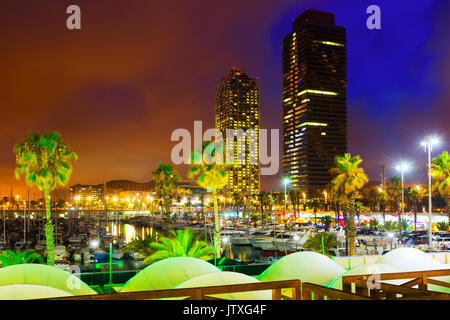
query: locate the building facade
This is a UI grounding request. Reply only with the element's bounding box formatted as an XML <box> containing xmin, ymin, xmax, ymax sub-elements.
<box><xmin>69</xmin><ymin>184</ymin><xmax>104</xmax><ymax>203</ymax></box>
<box><xmin>282</xmin><ymin>9</ymin><xmax>347</xmax><ymax>194</ymax></box>
<box><xmin>215</xmin><ymin>67</ymin><xmax>261</xmax><ymax>195</ymax></box>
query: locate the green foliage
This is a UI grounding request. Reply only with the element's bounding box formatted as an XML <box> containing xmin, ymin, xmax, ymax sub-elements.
<box><xmin>431</xmin><ymin>151</ymin><xmax>450</xmax><ymax>220</ymax></box>
<box><xmin>250</xmin><ymin>214</ymin><xmax>261</xmax><ymax>223</ymax></box>
<box><xmin>330</xmin><ymin>153</ymin><xmax>369</xmax><ymax>203</ymax></box>
<box><xmin>436</xmin><ymin>221</ymin><xmax>450</xmax><ymax>232</ymax></box>
<box><xmin>188</xmin><ymin>141</ymin><xmax>228</xmax><ymax>258</ymax></box>
<box><xmin>152</xmin><ymin>163</ymin><xmax>180</xmax><ymax>223</ymax></box>
<box><xmin>321</xmin><ymin>215</ymin><xmax>333</xmax><ymax>229</ymax></box>
<box><xmin>303</xmin><ymin>232</ymin><xmax>339</xmax><ymax>257</ymax></box>
<box><xmin>14</xmin><ymin>131</ymin><xmax>77</xmax><ymax>191</ymax></box>
<box><xmin>330</xmin><ymin>153</ymin><xmax>368</xmax><ymax>256</ymax></box>
<box><xmin>431</xmin><ymin>151</ymin><xmax>450</xmax><ymax>194</ymax></box>
<box><xmin>400</xmin><ymin>219</ymin><xmax>410</xmax><ymax>232</ymax></box>
<box><xmin>14</xmin><ymin>131</ymin><xmax>77</xmax><ymax>266</ymax></box>
<box><xmin>144</xmin><ymin>228</ymin><xmax>214</xmax><ymax>264</ymax></box>
<box><xmin>355</xmin><ymin>201</ymin><xmax>364</xmax><ymax>213</ymax></box>
<box><xmin>386</xmin><ymin>177</ymin><xmax>402</xmax><ymax>212</ymax></box>
<box><xmin>0</xmin><ymin>250</ymin><xmax>44</xmax><ymax>267</ymax></box>
<box><xmin>188</xmin><ymin>141</ymin><xmax>228</xmax><ymax>191</ymax></box>
<box><xmin>370</xmin><ymin>219</ymin><xmax>380</xmax><ymax>230</ymax></box>
<box><xmin>121</xmin><ymin>232</ymin><xmax>158</xmax><ymax>258</ymax></box>
<box><xmin>382</xmin><ymin>221</ymin><xmax>400</xmax><ymax>232</ymax></box>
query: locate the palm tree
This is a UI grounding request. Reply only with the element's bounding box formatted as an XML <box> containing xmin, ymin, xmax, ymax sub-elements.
<box><xmin>121</xmin><ymin>232</ymin><xmax>158</xmax><ymax>259</ymax></box>
<box><xmin>399</xmin><ymin>219</ymin><xmax>410</xmax><ymax>232</ymax></box>
<box><xmin>0</xmin><ymin>250</ymin><xmax>44</xmax><ymax>267</ymax></box>
<box><xmin>257</xmin><ymin>191</ymin><xmax>272</xmax><ymax>223</ymax></box>
<box><xmin>355</xmin><ymin>201</ymin><xmax>364</xmax><ymax>223</ymax></box>
<box><xmin>377</xmin><ymin>189</ymin><xmax>387</xmax><ymax>223</ymax></box>
<box><xmin>431</xmin><ymin>151</ymin><xmax>450</xmax><ymax>222</ymax></box>
<box><xmin>382</xmin><ymin>221</ymin><xmax>400</xmax><ymax>233</ymax></box>
<box><xmin>303</xmin><ymin>232</ymin><xmax>339</xmax><ymax>257</ymax></box>
<box><xmin>188</xmin><ymin>141</ymin><xmax>228</xmax><ymax>258</ymax></box>
<box><xmin>309</xmin><ymin>198</ymin><xmax>321</xmax><ymax>225</ymax></box>
<box><xmin>321</xmin><ymin>215</ymin><xmax>333</xmax><ymax>230</ymax></box>
<box><xmin>152</xmin><ymin>164</ymin><xmax>180</xmax><ymax>225</ymax></box>
<box><xmin>330</xmin><ymin>153</ymin><xmax>368</xmax><ymax>256</ymax></box>
<box><xmin>145</xmin><ymin>228</ymin><xmax>214</xmax><ymax>264</ymax></box>
<box><xmin>362</xmin><ymin>189</ymin><xmax>378</xmax><ymax>213</ymax></box>
<box><xmin>386</xmin><ymin>177</ymin><xmax>402</xmax><ymax>221</ymax></box>
<box><xmin>14</xmin><ymin>131</ymin><xmax>77</xmax><ymax>266</ymax></box>
<box><xmin>436</xmin><ymin>221</ymin><xmax>449</xmax><ymax>232</ymax></box>
<box><xmin>370</xmin><ymin>219</ymin><xmax>380</xmax><ymax>231</ymax></box>
<box><xmin>175</xmin><ymin>187</ymin><xmax>192</xmax><ymax>219</ymax></box>
<box><xmin>288</xmin><ymin>190</ymin><xmax>300</xmax><ymax>220</ymax></box>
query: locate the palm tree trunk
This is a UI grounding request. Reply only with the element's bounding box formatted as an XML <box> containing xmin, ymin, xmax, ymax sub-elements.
<box><xmin>342</xmin><ymin>204</ymin><xmax>348</xmax><ymax>255</ymax></box>
<box><xmin>164</xmin><ymin>196</ymin><xmax>172</xmax><ymax>227</ymax></box>
<box><xmin>213</xmin><ymin>189</ymin><xmax>221</xmax><ymax>258</ymax></box>
<box><xmin>44</xmin><ymin>189</ymin><xmax>55</xmax><ymax>266</ymax></box>
<box><xmin>414</xmin><ymin>200</ymin><xmax>418</xmax><ymax>231</ymax></box>
<box><xmin>445</xmin><ymin>193</ymin><xmax>450</xmax><ymax>224</ymax></box>
<box><xmin>260</xmin><ymin>202</ymin><xmax>263</xmax><ymax>224</ymax></box>
<box><xmin>347</xmin><ymin>194</ymin><xmax>357</xmax><ymax>256</ymax></box>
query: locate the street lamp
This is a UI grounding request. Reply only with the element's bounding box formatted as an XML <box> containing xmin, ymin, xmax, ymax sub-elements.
<box><xmin>421</xmin><ymin>136</ymin><xmax>439</xmax><ymax>250</ymax></box>
<box><xmin>323</xmin><ymin>190</ymin><xmax>328</xmax><ymax>212</ymax></box>
<box><xmin>395</xmin><ymin>162</ymin><xmax>410</xmax><ymax>223</ymax></box>
<box><xmin>23</xmin><ymin>200</ymin><xmax>26</xmax><ymax>245</ymax></box>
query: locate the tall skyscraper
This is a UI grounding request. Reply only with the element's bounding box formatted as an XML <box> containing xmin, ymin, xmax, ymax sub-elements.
<box><xmin>282</xmin><ymin>9</ymin><xmax>347</xmax><ymax>194</ymax></box>
<box><xmin>215</xmin><ymin>67</ymin><xmax>261</xmax><ymax>195</ymax></box>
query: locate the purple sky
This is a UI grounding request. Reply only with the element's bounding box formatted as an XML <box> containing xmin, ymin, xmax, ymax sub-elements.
<box><xmin>0</xmin><ymin>0</ymin><xmax>448</xmax><ymax>197</ymax></box>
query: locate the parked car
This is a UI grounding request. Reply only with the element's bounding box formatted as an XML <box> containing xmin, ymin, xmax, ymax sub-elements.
<box><xmin>437</xmin><ymin>237</ymin><xmax>450</xmax><ymax>250</ymax></box>
<box><xmin>329</xmin><ymin>247</ymin><xmax>347</xmax><ymax>257</ymax></box>
<box><xmin>414</xmin><ymin>235</ymin><xmax>429</xmax><ymax>245</ymax></box>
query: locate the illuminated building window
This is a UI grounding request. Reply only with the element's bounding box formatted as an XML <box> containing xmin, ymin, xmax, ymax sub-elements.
<box><xmin>314</xmin><ymin>40</ymin><xmax>344</xmax><ymax>47</ymax></box>
<box><xmin>297</xmin><ymin>89</ymin><xmax>338</xmax><ymax>96</ymax></box>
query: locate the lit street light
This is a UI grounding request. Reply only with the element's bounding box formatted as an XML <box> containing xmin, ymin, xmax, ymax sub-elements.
<box><xmin>395</xmin><ymin>162</ymin><xmax>410</xmax><ymax>223</ymax></box>
<box><xmin>421</xmin><ymin>136</ymin><xmax>439</xmax><ymax>250</ymax></box>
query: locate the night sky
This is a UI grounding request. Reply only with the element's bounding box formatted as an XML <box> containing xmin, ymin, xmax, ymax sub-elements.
<box><xmin>0</xmin><ymin>0</ymin><xmax>448</xmax><ymax>197</ymax></box>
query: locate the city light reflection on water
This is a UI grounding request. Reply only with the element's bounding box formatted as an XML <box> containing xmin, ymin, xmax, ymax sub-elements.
<box><xmin>104</xmin><ymin>223</ymin><xmax>262</xmax><ymax>264</ymax></box>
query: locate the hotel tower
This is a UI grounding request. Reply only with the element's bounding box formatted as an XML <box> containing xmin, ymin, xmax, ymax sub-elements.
<box><xmin>215</xmin><ymin>67</ymin><xmax>261</xmax><ymax>195</ymax></box>
<box><xmin>282</xmin><ymin>9</ymin><xmax>347</xmax><ymax>193</ymax></box>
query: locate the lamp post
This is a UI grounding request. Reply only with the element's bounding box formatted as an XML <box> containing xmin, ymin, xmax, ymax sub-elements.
<box><xmin>421</xmin><ymin>136</ymin><xmax>439</xmax><ymax>251</ymax></box>
<box><xmin>395</xmin><ymin>162</ymin><xmax>410</xmax><ymax>224</ymax></box>
<box><xmin>23</xmin><ymin>200</ymin><xmax>26</xmax><ymax>246</ymax></box>
<box><xmin>323</xmin><ymin>190</ymin><xmax>328</xmax><ymax>212</ymax></box>
<box><xmin>3</xmin><ymin>202</ymin><xmax>6</xmax><ymax>246</ymax></box>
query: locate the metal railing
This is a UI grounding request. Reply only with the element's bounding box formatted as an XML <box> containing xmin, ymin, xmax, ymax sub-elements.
<box><xmin>342</xmin><ymin>268</ymin><xmax>450</xmax><ymax>300</ymax></box>
<box><xmin>46</xmin><ymin>279</ymin><xmax>302</xmax><ymax>300</ymax></box>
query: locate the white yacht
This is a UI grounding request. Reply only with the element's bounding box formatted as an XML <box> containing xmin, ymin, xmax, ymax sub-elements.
<box><xmin>54</xmin><ymin>245</ymin><xmax>69</xmax><ymax>261</ymax></box>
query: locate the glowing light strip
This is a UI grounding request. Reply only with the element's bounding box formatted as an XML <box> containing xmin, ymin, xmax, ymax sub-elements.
<box><xmin>299</xmin><ymin>122</ymin><xmax>328</xmax><ymax>127</ymax></box>
<box><xmin>315</xmin><ymin>40</ymin><xmax>344</xmax><ymax>47</ymax></box>
<box><xmin>297</xmin><ymin>89</ymin><xmax>337</xmax><ymax>96</ymax></box>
